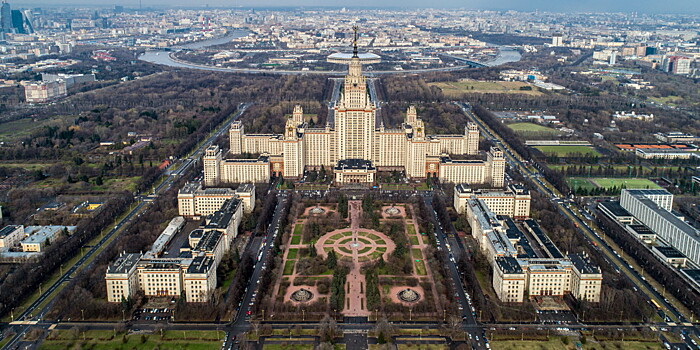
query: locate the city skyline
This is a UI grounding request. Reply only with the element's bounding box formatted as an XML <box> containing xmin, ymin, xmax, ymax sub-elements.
<box><xmin>11</xmin><ymin>0</ymin><xmax>700</xmax><ymax>14</ymax></box>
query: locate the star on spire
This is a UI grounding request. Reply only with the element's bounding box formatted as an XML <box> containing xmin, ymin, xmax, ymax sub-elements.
<box><xmin>352</xmin><ymin>25</ymin><xmax>359</xmax><ymax>58</ymax></box>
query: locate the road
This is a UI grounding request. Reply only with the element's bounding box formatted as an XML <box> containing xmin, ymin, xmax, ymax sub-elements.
<box><xmin>421</xmin><ymin>194</ymin><xmax>488</xmax><ymax>349</ymax></box>
<box><xmin>223</xmin><ymin>191</ymin><xmax>290</xmax><ymax>349</ymax></box>
<box><xmin>454</xmin><ymin>101</ymin><xmax>689</xmax><ymax>327</ymax></box>
<box><xmin>1</xmin><ymin>103</ymin><xmax>252</xmax><ymax>350</ymax></box>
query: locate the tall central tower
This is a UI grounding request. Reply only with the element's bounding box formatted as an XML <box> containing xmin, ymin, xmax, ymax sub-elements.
<box><xmin>334</xmin><ymin>26</ymin><xmax>376</xmax><ymax>161</ymax></box>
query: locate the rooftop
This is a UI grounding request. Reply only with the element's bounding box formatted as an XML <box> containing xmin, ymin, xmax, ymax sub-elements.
<box><xmin>107</xmin><ymin>253</ymin><xmax>142</xmax><ymax>274</ymax></box>
<box><xmin>0</xmin><ymin>225</ymin><xmax>22</xmax><ymax>238</ymax></box>
<box><xmin>655</xmin><ymin>246</ymin><xmax>686</xmax><ymax>259</ymax></box>
<box><xmin>627</xmin><ymin>224</ymin><xmax>655</xmax><ymax>235</ymax></box>
<box><xmin>334</xmin><ymin>158</ymin><xmax>376</xmax><ymax>171</ymax></box>
<box><xmin>194</xmin><ymin>230</ymin><xmax>223</xmax><ymax>252</ymax></box>
<box><xmin>568</xmin><ymin>253</ymin><xmax>601</xmax><ymax>275</ymax></box>
<box><xmin>496</xmin><ymin>256</ymin><xmax>523</xmax><ymax>274</ymax></box>
<box><xmin>599</xmin><ymin>201</ymin><xmax>632</xmax><ymax>217</ymax></box>
<box><xmin>186</xmin><ymin>255</ymin><xmax>214</xmax><ymax>274</ymax></box>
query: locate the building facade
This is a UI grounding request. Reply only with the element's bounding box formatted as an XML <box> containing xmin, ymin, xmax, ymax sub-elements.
<box><xmin>22</xmin><ymin>79</ymin><xmax>67</xmax><ymax>103</ymax></box>
<box><xmin>178</xmin><ymin>182</ymin><xmax>255</xmax><ymax>217</ymax></box>
<box><xmin>453</xmin><ymin>183</ymin><xmax>531</xmax><ymax>219</ymax></box>
<box><xmin>620</xmin><ymin>189</ymin><xmax>700</xmax><ymax>265</ymax></box>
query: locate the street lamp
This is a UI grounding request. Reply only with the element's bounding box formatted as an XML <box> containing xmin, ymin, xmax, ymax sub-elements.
<box><xmin>81</xmin><ymin>309</ymin><xmax>85</xmax><ymax>321</ymax></box>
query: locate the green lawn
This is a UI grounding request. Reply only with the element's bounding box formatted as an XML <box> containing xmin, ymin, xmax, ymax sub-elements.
<box><xmin>534</xmin><ymin>145</ymin><xmax>600</xmax><ymax>157</ymax></box>
<box><xmin>568</xmin><ymin>177</ymin><xmax>661</xmax><ymax>192</ymax></box>
<box><xmin>406</xmin><ymin>225</ymin><xmax>417</xmax><ymax>235</ymax></box>
<box><xmin>283</xmin><ymin>260</ymin><xmax>295</xmax><ymax>275</ymax></box>
<box><xmin>490</xmin><ymin>339</ymin><xmax>661</xmax><ymax>350</ymax></box>
<box><xmin>591</xmin><ymin>178</ymin><xmax>661</xmax><ymax>190</ymax></box>
<box><xmin>287</xmin><ymin>248</ymin><xmax>298</xmax><ymax>259</ymax></box>
<box><xmin>40</xmin><ymin>330</ymin><xmax>224</xmax><ymax>350</ymax></box>
<box><xmin>0</xmin><ymin>115</ymin><xmax>73</xmax><ymax>142</ymax></box>
<box><xmin>263</xmin><ymin>344</ymin><xmax>314</xmax><ymax>350</ymax></box>
<box><xmin>381</xmin><ymin>183</ymin><xmax>413</xmax><ymax>190</ymax></box>
<box><xmin>290</xmin><ymin>236</ymin><xmax>301</xmax><ymax>245</ymax></box>
<box><xmin>507</xmin><ymin>122</ymin><xmax>562</xmax><ymax>135</ymax></box>
<box><xmin>293</xmin><ymin>224</ymin><xmax>303</xmax><ymax>236</ymax></box>
<box><xmin>409</xmin><ymin>235</ymin><xmax>420</xmax><ymax>246</ymax></box>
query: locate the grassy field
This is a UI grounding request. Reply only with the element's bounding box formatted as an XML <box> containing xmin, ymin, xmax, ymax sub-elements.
<box><xmin>534</xmin><ymin>145</ymin><xmax>601</xmax><ymax>157</ymax></box>
<box><xmin>381</xmin><ymin>183</ymin><xmax>413</xmax><ymax>190</ymax></box>
<box><xmin>429</xmin><ymin>80</ymin><xmax>542</xmax><ymax>97</ymax></box>
<box><xmin>290</xmin><ymin>235</ymin><xmax>301</xmax><ymax>245</ymax></box>
<box><xmin>287</xmin><ymin>248</ymin><xmax>298</xmax><ymax>259</ymax></box>
<box><xmin>283</xmin><ymin>260</ymin><xmax>295</xmax><ymax>275</ymax></box>
<box><xmin>567</xmin><ymin>177</ymin><xmax>661</xmax><ymax>191</ymax></box>
<box><xmin>491</xmin><ymin>339</ymin><xmax>661</xmax><ymax>350</ymax></box>
<box><xmin>507</xmin><ymin>122</ymin><xmax>562</xmax><ymax>136</ymax></box>
<box><xmin>293</xmin><ymin>224</ymin><xmax>303</xmax><ymax>235</ymax></box>
<box><xmin>0</xmin><ymin>115</ymin><xmax>73</xmax><ymax>142</ymax></box>
<box><xmin>592</xmin><ymin>178</ymin><xmax>660</xmax><ymax>189</ymax></box>
<box><xmin>40</xmin><ymin>330</ymin><xmax>224</xmax><ymax>350</ymax></box>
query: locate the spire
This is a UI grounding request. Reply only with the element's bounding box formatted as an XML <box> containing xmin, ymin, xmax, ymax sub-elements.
<box><xmin>352</xmin><ymin>25</ymin><xmax>358</xmax><ymax>58</ymax></box>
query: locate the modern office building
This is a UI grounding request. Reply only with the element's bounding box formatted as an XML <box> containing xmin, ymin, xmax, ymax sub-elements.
<box><xmin>454</xmin><ymin>183</ymin><xmax>531</xmax><ymax>219</ymax></box>
<box><xmin>620</xmin><ymin>189</ymin><xmax>700</xmax><ymax>265</ymax></box>
<box><xmin>204</xmin><ymin>30</ymin><xmax>504</xmax><ymax>187</ymax></box>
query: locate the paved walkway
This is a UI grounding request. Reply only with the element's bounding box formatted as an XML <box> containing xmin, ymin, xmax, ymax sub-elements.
<box><xmin>345</xmin><ymin>200</ymin><xmax>370</xmax><ymax>317</ymax></box>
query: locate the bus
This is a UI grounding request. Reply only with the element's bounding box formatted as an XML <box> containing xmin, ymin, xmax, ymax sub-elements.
<box><xmin>651</xmin><ymin>299</ymin><xmax>661</xmax><ymax>310</ymax></box>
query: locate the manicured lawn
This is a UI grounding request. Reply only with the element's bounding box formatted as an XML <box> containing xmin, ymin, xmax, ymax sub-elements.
<box><xmin>567</xmin><ymin>178</ymin><xmax>598</xmax><ymax>192</ymax></box>
<box><xmin>283</xmin><ymin>260</ymin><xmax>295</xmax><ymax>275</ymax></box>
<box><xmin>567</xmin><ymin>177</ymin><xmax>661</xmax><ymax>193</ymax></box>
<box><xmin>40</xmin><ymin>330</ymin><xmax>224</xmax><ymax>350</ymax></box>
<box><xmin>287</xmin><ymin>248</ymin><xmax>298</xmax><ymax>259</ymax></box>
<box><xmin>293</xmin><ymin>224</ymin><xmax>303</xmax><ymax>236</ymax></box>
<box><xmin>377</xmin><ymin>247</ymin><xmax>387</xmax><ymax>252</ymax></box>
<box><xmin>331</xmin><ymin>233</ymin><xmax>344</xmax><ymax>240</ymax></box>
<box><xmin>368</xmin><ymin>233</ymin><xmax>380</xmax><ymax>240</ymax></box>
<box><xmin>381</xmin><ymin>183</ymin><xmax>413</xmax><ymax>190</ymax></box>
<box><xmin>414</xmin><ymin>260</ymin><xmax>427</xmax><ymax>275</ymax></box>
<box><xmin>290</xmin><ymin>236</ymin><xmax>302</xmax><ymax>245</ymax></box>
<box><xmin>533</xmin><ymin>145</ymin><xmax>601</xmax><ymax>157</ymax></box>
<box><xmin>369</xmin><ymin>251</ymin><xmax>384</xmax><ymax>260</ymax></box>
<box><xmin>263</xmin><ymin>344</ymin><xmax>315</xmax><ymax>350</ymax></box>
<box><xmin>490</xmin><ymin>339</ymin><xmax>661</xmax><ymax>350</ymax></box>
<box><xmin>409</xmin><ymin>235</ymin><xmax>420</xmax><ymax>246</ymax></box>
<box><xmin>591</xmin><ymin>178</ymin><xmax>661</xmax><ymax>190</ymax></box>
<box><xmin>339</xmin><ymin>246</ymin><xmax>352</xmax><ymax>254</ymax></box>
<box><xmin>376</xmin><ymin>239</ymin><xmax>386</xmax><ymax>245</ymax></box>
<box><xmin>507</xmin><ymin>122</ymin><xmax>562</xmax><ymax>135</ymax></box>
<box><xmin>406</xmin><ymin>225</ymin><xmax>417</xmax><ymax>235</ymax></box>
<box><xmin>358</xmin><ymin>246</ymin><xmax>372</xmax><ymax>254</ymax></box>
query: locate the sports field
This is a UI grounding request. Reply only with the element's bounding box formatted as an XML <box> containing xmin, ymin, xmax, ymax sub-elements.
<box><xmin>507</xmin><ymin>122</ymin><xmax>562</xmax><ymax>136</ymax></box>
<box><xmin>567</xmin><ymin>177</ymin><xmax>661</xmax><ymax>191</ymax></box>
<box><xmin>428</xmin><ymin>80</ymin><xmax>542</xmax><ymax>97</ymax></box>
<box><xmin>534</xmin><ymin>145</ymin><xmax>600</xmax><ymax>157</ymax></box>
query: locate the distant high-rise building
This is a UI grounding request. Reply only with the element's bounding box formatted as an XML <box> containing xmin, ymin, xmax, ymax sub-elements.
<box><xmin>609</xmin><ymin>51</ymin><xmax>617</xmax><ymax>65</ymax></box>
<box><xmin>663</xmin><ymin>55</ymin><xmax>692</xmax><ymax>75</ymax></box>
<box><xmin>10</xmin><ymin>9</ymin><xmax>23</xmax><ymax>33</ymax></box>
<box><xmin>552</xmin><ymin>33</ymin><xmax>563</xmax><ymax>47</ymax></box>
<box><xmin>0</xmin><ymin>1</ymin><xmax>11</xmax><ymax>33</ymax></box>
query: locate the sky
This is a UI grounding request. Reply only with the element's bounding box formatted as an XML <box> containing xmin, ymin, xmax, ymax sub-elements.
<box><xmin>18</xmin><ymin>0</ymin><xmax>700</xmax><ymax>14</ymax></box>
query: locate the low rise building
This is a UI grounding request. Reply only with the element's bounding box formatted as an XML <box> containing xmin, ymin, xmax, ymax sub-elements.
<box><xmin>0</xmin><ymin>225</ymin><xmax>23</xmax><ymax>249</ymax></box>
<box><xmin>655</xmin><ymin>132</ymin><xmax>700</xmax><ymax>144</ymax></box>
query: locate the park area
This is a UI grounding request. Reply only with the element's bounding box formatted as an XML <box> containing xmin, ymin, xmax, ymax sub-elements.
<box><xmin>265</xmin><ymin>199</ymin><xmax>443</xmax><ymax>321</ymax></box>
<box><xmin>39</xmin><ymin>329</ymin><xmax>224</xmax><ymax>350</ymax></box>
<box><xmin>533</xmin><ymin>145</ymin><xmax>601</xmax><ymax>157</ymax></box>
<box><xmin>428</xmin><ymin>80</ymin><xmax>543</xmax><ymax>97</ymax></box>
<box><xmin>567</xmin><ymin>177</ymin><xmax>661</xmax><ymax>193</ymax></box>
